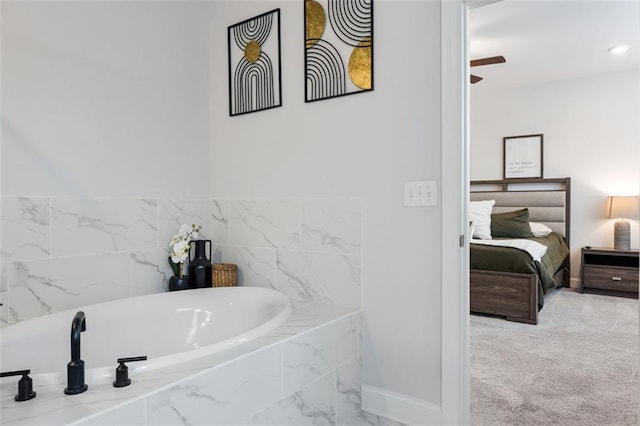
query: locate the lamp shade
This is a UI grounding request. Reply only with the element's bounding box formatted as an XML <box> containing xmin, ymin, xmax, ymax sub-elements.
<box><xmin>607</xmin><ymin>196</ymin><xmax>640</xmax><ymax>220</ymax></box>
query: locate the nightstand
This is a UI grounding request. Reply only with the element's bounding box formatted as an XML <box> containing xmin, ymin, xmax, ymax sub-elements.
<box><xmin>581</xmin><ymin>247</ymin><xmax>639</xmax><ymax>298</ymax></box>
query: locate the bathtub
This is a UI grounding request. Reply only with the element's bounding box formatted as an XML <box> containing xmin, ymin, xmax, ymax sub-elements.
<box><xmin>0</xmin><ymin>286</ymin><xmax>291</xmax><ymax>388</ymax></box>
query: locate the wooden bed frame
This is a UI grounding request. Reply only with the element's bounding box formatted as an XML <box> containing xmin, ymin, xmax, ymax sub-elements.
<box><xmin>470</xmin><ymin>177</ymin><xmax>571</xmax><ymax>325</ymax></box>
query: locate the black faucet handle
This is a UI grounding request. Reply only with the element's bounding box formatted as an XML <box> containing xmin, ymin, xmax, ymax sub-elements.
<box><xmin>117</xmin><ymin>356</ymin><xmax>148</xmax><ymax>364</ymax></box>
<box><xmin>113</xmin><ymin>356</ymin><xmax>148</xmax><ymax>388</ymax></box>
<box><xmin>0</xmin><ymin>369</ymin><xmax>37</xmax><ymax>402</ymax></box>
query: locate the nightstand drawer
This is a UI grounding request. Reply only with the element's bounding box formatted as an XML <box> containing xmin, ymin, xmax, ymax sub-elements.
<box><xmin>583</xmin><ymin>265</ymin><xmax>639</xmax><ymax>292</ymax></box>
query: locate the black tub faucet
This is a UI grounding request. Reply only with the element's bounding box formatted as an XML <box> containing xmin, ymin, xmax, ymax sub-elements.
<box><xmin>64</xmin><ymin>311</ymin><xmax>88</xmax><ymax>395</ymax></box>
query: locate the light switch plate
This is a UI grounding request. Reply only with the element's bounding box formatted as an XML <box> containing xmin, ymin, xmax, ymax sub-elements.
<box><xmin>404</xmin><ymin>181</ymin><xmax>437</xmax><ymax>207</ymax></box>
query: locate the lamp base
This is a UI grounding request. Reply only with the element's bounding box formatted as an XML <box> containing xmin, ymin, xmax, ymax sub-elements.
<box><xmin>614</xmin><ymin>219</ymin><xmax>631</xmax><ymax>250</ymax></box>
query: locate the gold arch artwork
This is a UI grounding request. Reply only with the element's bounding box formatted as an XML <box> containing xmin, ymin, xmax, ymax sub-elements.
<box><xmin>304</xmin><ymin>0</ymin><xmax>374</xmax><ymax>102</ymax></box>
<box><xmin>228</xmin><ymin>9</ymin><xmax>282</xmax><ymax>116</ymax></box>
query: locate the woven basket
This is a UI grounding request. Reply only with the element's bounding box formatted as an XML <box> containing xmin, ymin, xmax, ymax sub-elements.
<box><xmin>212</xmin><ymin>263</ymin><xmax>238</xmax><ymax>287</ymax></box>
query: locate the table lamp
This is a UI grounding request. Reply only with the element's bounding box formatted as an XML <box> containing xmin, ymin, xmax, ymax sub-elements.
<box><xmin>607</xmin><ymin>196</ymin><xmax>640</xmax><ymax>250</ymax></box>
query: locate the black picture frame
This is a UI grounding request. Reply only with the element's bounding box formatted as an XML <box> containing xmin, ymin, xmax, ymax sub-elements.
<box><xmin>228</xmin><ymin>9</ymin><xmax>282</xmax><ymax>117</ymax></box>
<box><xmin>304</xmin><ymin>0</ymin><xmax>374</xmax><ymax>103</ymax></box>
<box><xmin>503</xmin><ymin>134</ymin><xmax>544</xmax><ymax>179</ymax></box>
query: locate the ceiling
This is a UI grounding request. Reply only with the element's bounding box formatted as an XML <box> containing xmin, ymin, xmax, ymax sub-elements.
<box><xmin>469</xmin><ymin>0</ymin><xmax>640</xmax><ymax>90</ymax></box>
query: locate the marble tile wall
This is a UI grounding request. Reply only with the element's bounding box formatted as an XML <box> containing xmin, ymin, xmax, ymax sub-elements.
<box><xmin>77</xmin><ymin>312</ymin><xmax>362</xmax><ymax>426</ymax></box>
<box><xmin>0</xmin><ymin>196</ymin><xmax>362</xmax><ymax>324</ymax></box>
<box><xmin>216</xmin><ymin>198</ymin><xmax>363</xmax><ymax>308</ymax></box>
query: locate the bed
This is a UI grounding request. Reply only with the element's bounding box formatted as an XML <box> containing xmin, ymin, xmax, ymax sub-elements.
<box><xmin>469</xmin><ymin>177</ymin><xmax>571</xmax><ymax>325</ymax></box>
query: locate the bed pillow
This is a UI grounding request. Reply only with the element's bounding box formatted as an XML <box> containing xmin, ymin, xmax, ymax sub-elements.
<box><xmin>490</xmin><ymin>208</ymin><xmax>534</xmax><ymax>238</ymax></box>
<box><xmin>529</xmin><ymin>221</ymin><xmax>553</xmax><ymax>237</ymax></box>
<box><xmin>469</xmin><ymin>199</ymin><xmax>495</xmax><ymax>240</ymax></box>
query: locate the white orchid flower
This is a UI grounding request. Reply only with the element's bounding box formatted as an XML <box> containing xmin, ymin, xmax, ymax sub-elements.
<box><xmin>167</xmin><ymin>223</ymin><xmax>203</xmax><ymax>276</ymax></box>
<box><xmin>171</xmin><ymin>240</ymin><xmax>190</xmax><ymax>262</ymax></box>
<box><xmin>174</xmin><ymin>240</ymin><xmax>189</xmax><ymax>254</ymax></box>
<box><xmin>178</xmin><ymin>224</ymin><xmax>191</xmax><ymax>237</ymax></box>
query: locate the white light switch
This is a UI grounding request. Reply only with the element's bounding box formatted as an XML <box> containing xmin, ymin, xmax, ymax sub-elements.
<box><xmin>404</xmin><ymin>181</ymin><xmax>437</xmax><ymax>207</ymax></box>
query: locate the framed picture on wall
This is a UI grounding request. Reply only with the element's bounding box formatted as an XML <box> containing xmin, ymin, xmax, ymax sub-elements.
<box><xmin>304</xmin><ymin>0</ymin><xmax>374</xmax><ymax>103</ymax></box>
<box><xmin>503</xmin><ymin>134</ymin><xmax>543</xmax><ymax>179</ymax></box>
<box><xmin>228</xmin><ymin>9</ymin><xmax>282</xmax><ymax>117</ymax></box>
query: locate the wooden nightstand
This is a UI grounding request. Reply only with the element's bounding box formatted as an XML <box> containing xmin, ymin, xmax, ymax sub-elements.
<box><xmin>581</xmin><ymin>247</ymin><xmax>639</xmax><ymax>298</ymax></box>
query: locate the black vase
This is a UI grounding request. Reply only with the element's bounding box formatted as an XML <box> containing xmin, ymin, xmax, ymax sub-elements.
<box><xmin>169</xmin><ymin>275</ymin><xmax>190</xmax><ymax>291</ymax></box>
<box><xmin>188</xmin><ymin>240</ymin><xmax>212</xmax><ymax>288</ymax></box>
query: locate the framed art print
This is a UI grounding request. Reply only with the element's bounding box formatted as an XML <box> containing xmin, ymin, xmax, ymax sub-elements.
<box><xmin>503</xmin><ymin>134</ymin><xmax>544</xmax><ymax>179</ymax></box>
<box><xmin>304</xmin><ymin>0</ymin><xmax>374</xmax><ymax>103</ymax></box>
<box><xmin>228</xmin><ymin>9</ymin><xmax>282</xmax><ymax>116</ymax></box>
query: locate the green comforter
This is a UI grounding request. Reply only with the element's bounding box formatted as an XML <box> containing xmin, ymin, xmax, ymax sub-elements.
<box><xmin>470</xmin><ymin>232</ymin><xmax>570</xmax><ymax>309</ymax></box>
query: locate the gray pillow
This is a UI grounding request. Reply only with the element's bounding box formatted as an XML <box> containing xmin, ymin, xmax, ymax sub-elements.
<box><xmin>490</xmin><ymin>208</ymin><xmax>534</xmax><ymax>238</ymax></box>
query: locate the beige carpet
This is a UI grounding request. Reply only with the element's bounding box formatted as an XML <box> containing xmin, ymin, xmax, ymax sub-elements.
<box><xmin>471</xmin><ymin>289</ymin><xmax>639</xmax><ymax>426</ymax></box>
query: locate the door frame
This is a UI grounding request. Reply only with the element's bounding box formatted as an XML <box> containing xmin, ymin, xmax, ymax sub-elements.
<box><xmin>440</xmin><ymin>0</ymin><xmax>472</xmax><ymax>423</ymax></box>
<box><xmin>441</xmin><ymin>1</ymin><xmax>505</xmax><ymax>423</ymax></box>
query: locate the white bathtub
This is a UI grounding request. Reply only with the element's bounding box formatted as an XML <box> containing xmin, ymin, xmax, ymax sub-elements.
<box><xmin>0</xmin><ymin>287</ymin><xmax>291</xmax><ymax>388</ymax></box>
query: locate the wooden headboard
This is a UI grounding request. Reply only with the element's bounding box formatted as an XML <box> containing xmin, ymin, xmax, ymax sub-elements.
<box><xmin>469</xmin><ymin>177</ymin><xmax>571</xmax><ymax>249</ymax></box>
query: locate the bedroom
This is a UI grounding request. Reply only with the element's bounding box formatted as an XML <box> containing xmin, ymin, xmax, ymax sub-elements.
<box><xmin>470</xmin><ymin>3</ymin><xmax>639</xmax><ymax>260</ymax></box>
<box><xmin>468</xmin><ymin>0</ymin><xmax>639</xmax><ymax>424</ymax></box>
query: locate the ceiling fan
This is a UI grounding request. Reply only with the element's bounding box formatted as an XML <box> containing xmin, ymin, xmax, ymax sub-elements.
<box><xmin>470</xmin><ymin>55</ymin><xmax>506</xmax><ymax>84</ymax></box>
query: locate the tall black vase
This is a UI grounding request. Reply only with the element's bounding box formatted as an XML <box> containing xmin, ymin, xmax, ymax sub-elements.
<box><xmin>188</xmin><ymin>240</ymin><xmax>212</xmax><ymax>288</ymax></box>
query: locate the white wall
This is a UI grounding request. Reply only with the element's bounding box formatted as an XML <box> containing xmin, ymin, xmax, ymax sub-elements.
<box><xmin>471</xmin><ymin>69</ymin><xmax>640</xmax><ymax>280</ymax></box>
<box><xmin>1</xmin><ymin>2</ymin><xmax>212</xmax><ymax>321</ymax></box>
<box><xmin>1</xmin><ymin>1</ymin><xmax>210</xmax><ymax>198</ymax></box>
<box><xmin>209</xmin><ymin>0</ymin><xmax>444</xmax><ymax>407</ymax></box>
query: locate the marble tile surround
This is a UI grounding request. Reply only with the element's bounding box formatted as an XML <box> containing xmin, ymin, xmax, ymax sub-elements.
<box><xmin>219</xmin><ymin>198</ymin><xmax>362</xmax><ymax>307</ymax></box>
<box><xmin>1</xmin><ymin>304</ymin><xmax>362</xmax><ymax>426</ymax></box>
<box><xmin>0</xmin><ymin>196</ymin><xmax>362</xmax><ymax>323</ymax></box>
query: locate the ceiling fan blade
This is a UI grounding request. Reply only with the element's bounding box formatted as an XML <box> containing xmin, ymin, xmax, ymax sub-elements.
<box><xmin>470</xmin><ymin>74</ymin><xmax>483</xmax><ymax>84</ymax></box>
<box><xmin>470</xmin><ymin>56</ymin><xmax>506</xmax><ymax>67</ymax></box>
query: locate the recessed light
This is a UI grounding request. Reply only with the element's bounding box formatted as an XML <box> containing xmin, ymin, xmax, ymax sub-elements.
<box><xmin>608</xmin><ymin>45</ymin><xmax>630</xmax><ymax>55</ymax></box>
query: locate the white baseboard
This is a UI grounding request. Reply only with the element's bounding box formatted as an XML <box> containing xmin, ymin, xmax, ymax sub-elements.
<box><xmin>361</xmin><ymin>385</ymin><xmax>442</xmax><ymax>425</ymax></box>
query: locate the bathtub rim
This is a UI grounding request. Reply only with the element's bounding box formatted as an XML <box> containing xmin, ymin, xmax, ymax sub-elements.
<box><xmin>0</xmin><ymin>286</ymin><xmax>292</xmax><ymax>388</ymax></box>
<box><xmin>0</xmin><ymin>301</ymin><xmax>360</xmax><ymax>426</ymax></box>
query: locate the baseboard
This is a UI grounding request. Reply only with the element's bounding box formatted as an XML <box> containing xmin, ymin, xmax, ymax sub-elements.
<box><xmin>361</xmin><ymin>385</ymin><xmax>441</xmax><ymax>425</ymax></box>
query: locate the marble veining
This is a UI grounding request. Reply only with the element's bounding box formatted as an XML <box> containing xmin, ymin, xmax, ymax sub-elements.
<box><xmin>9</xmin><ymin>262</ymin><xmax>67</xmax><ymax>318</ymax></box>
<box><xmin>246</xmin><ymin>373</ymin><xmax>336</xmax><ymax>426</ymax></box>
<box><xmin>149</xmin><ymin>362</ymin><xmax>281</xmax><ymax>425</ymax></box>
<box><xmin>337</xmin><ymin>357</ymin><xmax>365</xmax><ymax>425</ymax></box>
<box><xmin>1</xmin><ymin>197</ymin><xmax>50</xmax><ymax>260</ymax></box>
<box><xmin>282</xmin><ymin>314</ymin><xmax>359</xmax><ymax>395</ymax></box>
<box><xmin>158</xmin><ymin>199</ymin><xmax>220</xmax><ymax>247</ymax></box>
<box><xmin>229</xmin><ymin>200</ymin><xmax>301</xmax><ymax>248</ymax></box>
<box><xmin>275</xmin><ymin>260</ymin><xmax>315</xmax><ymax>300</ymax></box>
<box><xmin>7</xmin><ymin>254</ymin><xmax>130</xmax><ymax>322</ymax></box>
<box><xmin>301</xmin><ymin>198</ymin><xmax>362</xmax><ymax>255</ymax></box>
<box><xmin>343</xmin><ymin>411</ymin><xmax>409</xmax><ymax>426</ymax></box>
<box><xmin>210</xmin><ymin>199</ymin><xmax>231</xmax><ymax>244</ymax></box>
<box><xmin>276</xmin><ymin>249</ymin><xmax>361</xmax><ymax>307</ymax></box>
<box><xmin>3</xmin><ymin>196</ymin><xmax>362</xmax><ymax>324</ymax></box>
<box><xmin>130</xmin><ymin>249</ymin><xmax>173</xmax><ymax>296</ymax></box>
<box><xmin>215</xmin><ymin>244</ymin><xmax>276</xmax><ymax>288</ymax></box>
<box><xmin>51</xmin><ymin>198</ymin><xmax>157</xmax><ymax>256</ymax></box>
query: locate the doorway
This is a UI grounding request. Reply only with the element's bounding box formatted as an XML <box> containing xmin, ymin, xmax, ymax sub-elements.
<box><xmin>452</xmin><ymin>0</ymin><xmax>640</xmax><ymax>423</ymax></box>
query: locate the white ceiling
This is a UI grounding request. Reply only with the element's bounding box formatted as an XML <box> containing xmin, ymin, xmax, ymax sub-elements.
<box><xmin>469</xmin><ymin>0</ymin><xmax>640</xmax><ymax>90</ymax></box>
